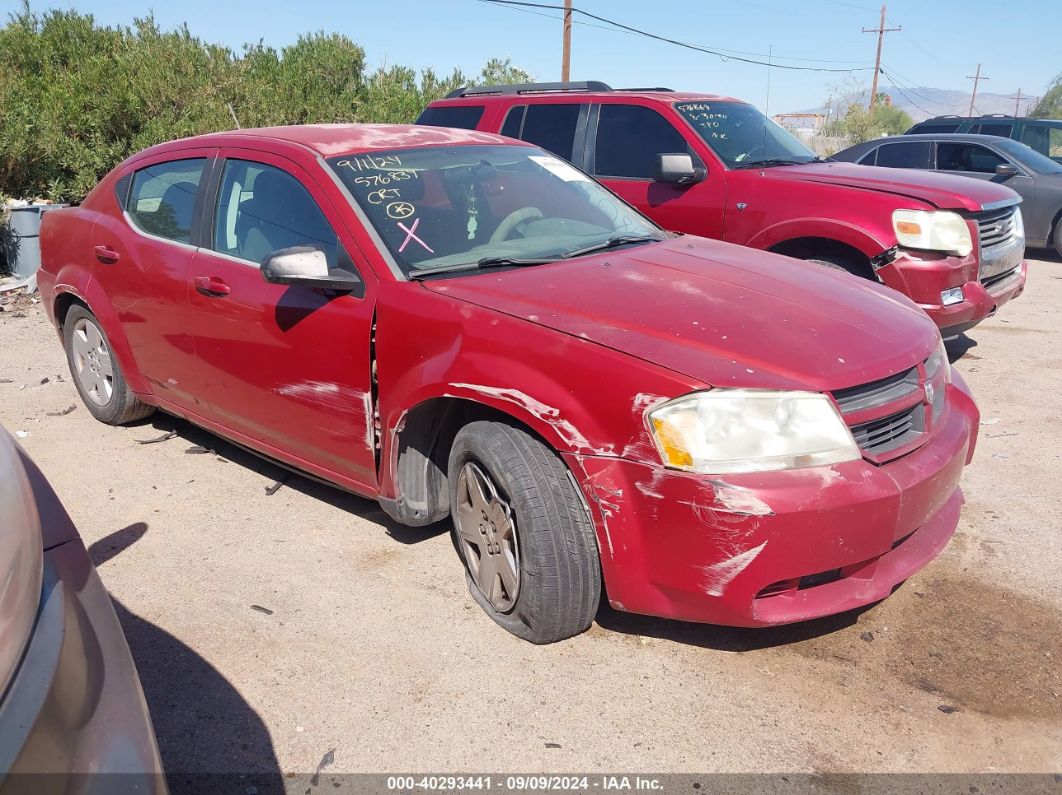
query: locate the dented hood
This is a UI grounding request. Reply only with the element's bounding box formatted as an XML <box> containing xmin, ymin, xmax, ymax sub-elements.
<box><xmin>760</xmin><ymin>161</ymin><xmax>1018</xmax><ymax>212</ymax></box>
<box><xmin>423</xmin><ymin>237</ymin><xmax>939</xmax><ymax>392</ymax></box>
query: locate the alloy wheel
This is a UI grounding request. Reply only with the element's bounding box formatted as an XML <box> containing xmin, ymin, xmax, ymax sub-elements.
<box><xmin>71</xmin><ymin>317</ymin><xmax>114</xmax><ymax>406</ymax></box>
<box><xmin>453</xmin><ymin>461</ymin><xmax>520</xmax><ymax>612</ymax></box>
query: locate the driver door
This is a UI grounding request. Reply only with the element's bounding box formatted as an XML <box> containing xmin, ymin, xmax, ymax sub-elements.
<box><xmin>187</xmin><ymin>151</ymin><xmax>377</xmax><ymax>488</ymax></box>
<box><xmin>586</xmin><ymin>102</ymin><xmax>725</xmax><ymax>239</ymax></box>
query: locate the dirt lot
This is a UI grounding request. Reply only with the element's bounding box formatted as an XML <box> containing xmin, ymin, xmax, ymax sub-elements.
<box><xmin>1</xmin><ymin>255</ymin><xmax>1061</xmax><ymax>781</ymax></box>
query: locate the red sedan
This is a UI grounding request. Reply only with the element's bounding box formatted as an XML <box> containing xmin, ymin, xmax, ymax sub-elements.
<box><xmin>39</xmin><ymin>125</ymin><xmax>979</xmax><ymax>643</ymax></box>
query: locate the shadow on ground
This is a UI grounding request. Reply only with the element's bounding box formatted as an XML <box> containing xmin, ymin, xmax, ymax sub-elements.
<box><xmin>89</xmin><ymin>523</ymin><xmax>285</xmax><ymax>794</ymax></box>
<box><xmin>129</xmin><ymin>412</ymin><xmax>449</xmax><ymax>545</ymax></box>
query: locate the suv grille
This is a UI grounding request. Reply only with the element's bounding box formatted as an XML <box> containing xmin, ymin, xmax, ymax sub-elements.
<box><xmin>975</xmin><ymin>206</ymin><xmax>1018</xmax><ymax>250</ymax></box>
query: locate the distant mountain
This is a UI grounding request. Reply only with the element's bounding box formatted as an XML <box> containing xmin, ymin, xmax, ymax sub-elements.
<box><xmin>795</xmin><ymin>86</ymin><xmax>1033</xmax><ymax>122</ymax></box>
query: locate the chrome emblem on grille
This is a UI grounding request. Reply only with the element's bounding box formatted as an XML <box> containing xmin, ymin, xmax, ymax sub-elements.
<box><xmin>924</xmin><ymin>382</ymin><xmax>935</xmax><ymax>404</ymax></box>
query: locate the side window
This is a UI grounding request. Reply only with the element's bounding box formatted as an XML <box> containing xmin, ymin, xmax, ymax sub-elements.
<box><xmin>937</xmin><ymin>143</ymin><xmax>1006</xmax><ymax>174</ymax></box>
<box><xmin>127</xmin><ymin>159</ymin><xmax>207</xmax><ymax>243</ymax></box>
<box><xmin>971</xmin><ymin>123</ymin><xmax>1013</xmax><ymax>137</ymax></box>
<box><xmin>518</xmin><ymin>104</ymin><xmax>580</xmax><ymax>161</ymax></box>
<box><xmin>414</xmin><ymin>105</ymin><xmax>485</xmax><ymax>130</ymax></box>
<box><xmin>1023</xmin><ymin>124</ymin><xmax>1062</xmax><ymax>159</ymax></box>
<box><xmin>593</xmin><ymin>104</ymin><xmax>693</xmax><ymax>179</ymax></box>
<box><xmin>500</xmin><ymin>105</ymin><xmax>526</xmax><ymax>139</ymax></box>
<box><xmin>874</xmin><ymin>141</ymin><xmax>931</xmax><ymax>169</ymax></box>
<box><xmin>212</xmin><ymin>160</ymin><xmax>340</xmax><ymax>268</ymax></box>
<box><xmin>857</xmin><ymin>149</ymin><xmax>877</xmax><ymax>165</ymax></box>
<box><xmin>912</xmin><ymin>123</ymin><xmax>962</xmax><ymax>134</ymax></box>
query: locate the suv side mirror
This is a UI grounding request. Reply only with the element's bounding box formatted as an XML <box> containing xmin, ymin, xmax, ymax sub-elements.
<box><xmin>995</xmin><ymin>163</ymin><xmax>1019</xmax><ymax>177</ymax></box>
<box><xmin>262</xmin><ymin>246</ymin><xmax>364</xmax><ymax>295</ymax></box>
<box><xmin>654</xmin><ymin>153</ymin><xmax>705</xmax><ymax>185</ymax></box>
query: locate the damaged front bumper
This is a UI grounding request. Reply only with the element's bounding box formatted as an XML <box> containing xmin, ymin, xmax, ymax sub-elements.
<box><xmin>876</xmin><ymin>246</ymin><xmax>1027</xmax><ymax>339</ymax></box>
<box><xmin>565</xmin><ymin>373</ymin><xmax>980</xmax><ymax>628</ymax></box>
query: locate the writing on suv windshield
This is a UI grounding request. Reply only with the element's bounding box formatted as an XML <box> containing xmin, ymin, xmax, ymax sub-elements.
<box><xmin>327</xmin><ymin>145</ymin><xmax>662</xmax><ymax>278</ymax></box>
<box><xmin>675</xmin><ymin>101</ymin><xmax>819</xmax><ymax>169</ymax></box>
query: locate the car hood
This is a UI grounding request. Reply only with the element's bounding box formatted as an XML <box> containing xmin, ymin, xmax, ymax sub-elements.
<box><xmin>760</xmin><ymin>161</ymin><xmax>1018</xmax><ymax>212</ymax></box>
<box><xmin>422</xmin><ymin>237</ymin><xmax>939</xmax><ymax>392</ymax></box>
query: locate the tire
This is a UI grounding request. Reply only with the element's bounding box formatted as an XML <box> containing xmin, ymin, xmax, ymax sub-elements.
<box><xmin>1053</xmin><ymin>219</ymin><xmax>1062</xmax><ymax>260</ymax></box>
<box><xmin>806</xmin><ymin>255</ymin><xmax>853</xmax><ymax>274</ymax></box>
<box><xmin>448</xmin><ymin>420</ymin><xmax>601</xmax><ymax>644</ymax></box>
<box><xmin>63</xmin><ymin>305</ymin><xmax>155</xmax><ymax>425</ymax></box>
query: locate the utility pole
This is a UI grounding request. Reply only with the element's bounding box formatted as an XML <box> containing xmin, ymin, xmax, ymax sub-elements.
<box><xmin>1013</xmin><ymin>88</ymin><xmax>1023</xmax><ymax>117</ymax></box>
<box><xmin>862</xmin><ymin>4</ymin><xmax>901</xmax><ymax>110</ymax></box>
<box><xmin>561</xmin><ymin>0</ymin><xmax>572</xmax><ymax>82</ymax></box>
<box><xmin>966</xmin><ymin>64</ymin><xmax>988</xmax><ymax>116</ymax></box>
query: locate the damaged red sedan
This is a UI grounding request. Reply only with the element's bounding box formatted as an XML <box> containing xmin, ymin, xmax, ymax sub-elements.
<box><xmin>38</xmin><ymin>125</ymin><xmax>980</xmax><ymax>643</ymax></box>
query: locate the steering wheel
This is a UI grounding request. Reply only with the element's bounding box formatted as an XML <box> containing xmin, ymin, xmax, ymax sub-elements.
<box><xmin>490</xmin><ymin>207</ymin><xmax>544</xmax><ymax>244</ymax></box>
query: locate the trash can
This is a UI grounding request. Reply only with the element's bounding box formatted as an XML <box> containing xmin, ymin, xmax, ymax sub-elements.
<box><xmin>2</xmin><ymin>205</ymin><xmax>67</xmax><ymax>281</ymax></box>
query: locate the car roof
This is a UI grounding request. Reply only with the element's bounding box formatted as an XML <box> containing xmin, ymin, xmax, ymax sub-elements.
<box><xmin>873</xmin><ymin>133</ymin><xmax>1015</xmax><ymax>144</ymax></box>
<box><xmin>137</xmin><ymin>123</ymin><xmax>519</xmax><ymax>159</ymax></box>
<box><xmin>434</xmin><ymin>85</ymin><xmax>743</xmax><ymax>105</ymax></box>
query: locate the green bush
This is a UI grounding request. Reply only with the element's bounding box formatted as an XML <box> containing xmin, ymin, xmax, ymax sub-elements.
<box><xmin>1031</xmin><ymin>73</ymin><xmax>1062</xmax><ymax>119</ymax></box>
<box><xmin>0</xmin><ymin>3</ymin><xmax>529</xmax><ymax>202</ymax></box>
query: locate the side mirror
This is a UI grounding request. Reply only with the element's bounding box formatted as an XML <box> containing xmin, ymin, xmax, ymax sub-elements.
<box><xmin>261</xmin><ymin>246</ymin><xmax>364</xmax><ymax>295</ymax></box>
<box><xmin>653</xmin><ymin>153</ymin><xmax>705</xmax><ymax>185</ymax></box>
<box><xmin>995</xmin><ymin>163</ymin><xmax>1019</xmax><ymax>177</ymax></box>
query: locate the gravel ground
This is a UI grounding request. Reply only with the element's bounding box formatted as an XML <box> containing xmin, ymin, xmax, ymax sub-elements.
<box><xmin>1</xmin><ymin>255</ymin><xmax>1060</xmax><ymax>782</ymax></box>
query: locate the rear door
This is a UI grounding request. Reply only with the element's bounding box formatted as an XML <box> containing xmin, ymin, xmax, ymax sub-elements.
<box><xmin>91</xmin><ymin>150</ymin><xmax>215</xmax><ymax>411</ymax></box>
<box><xmin>586</xmin><ymin>102</ymin><xmax>724</xmax><ymax>238</ymax></box>
<box><xmin>187</xmin><ymin>150</ymin><xmax>377</xmax><ymax>487</ymax></box>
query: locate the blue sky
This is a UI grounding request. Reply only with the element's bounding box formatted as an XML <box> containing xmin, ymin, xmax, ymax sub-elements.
<box><xmin>4</xmin><ymin>0</ymin><xmax>1059</xmax><ymax>112</ymax></box>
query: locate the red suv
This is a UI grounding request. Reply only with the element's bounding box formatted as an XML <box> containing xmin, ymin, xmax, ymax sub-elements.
<box><xmin>419</xmin><ymin>81</ymin><xmax>1028</xmax><ymax>338</ymax></box>
<box><xmin>39</xmin><ymin>125</ymin><xmax>979</xmax><ymax>643</ymax></box>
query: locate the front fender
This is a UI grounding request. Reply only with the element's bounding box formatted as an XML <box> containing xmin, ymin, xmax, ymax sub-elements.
<box><xmin>747</xmin><ymin>217</ymin><xmax>891</xmax><ymax>258</ymax></box>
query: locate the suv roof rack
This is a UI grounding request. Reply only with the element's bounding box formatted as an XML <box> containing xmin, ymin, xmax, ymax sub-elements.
<box><xmin>445</xmin><ymin>80</ymin><xmax>613</xmax><ymax>99</ymax></box>
<box><xmin>616</xmin><ymin>86</ymin><xmax>674</xmax><ymax>92</ymax></box>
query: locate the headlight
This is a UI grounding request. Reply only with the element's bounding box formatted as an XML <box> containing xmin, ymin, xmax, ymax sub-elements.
<box><xmin>0</xmin><ymin>432</ymin><xmax>44</xmax><ymax>698</ymax></box>
<box><xmin>1014</xmin><ymin>207</ymin><xmax>1025</xmax><ymax>240</ymax></box>
<box><xmin>892</xmin><ymin>209</ymin><xmax>973</xmax><ymax>257</ymax></box>
<box><xmin>647</xmin><ymin>389</ymin><xmax>861</xmax><ymax>474</ymax></box>
<box><xmin>925</xmin><ymin>338</ymin><xmax>952</xmax><ymax>385</ymax></box>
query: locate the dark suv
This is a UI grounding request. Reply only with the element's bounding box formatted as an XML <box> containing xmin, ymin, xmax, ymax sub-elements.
<box><xmin>906</xmin><ymin>115</ymin><xmax>1062</xmax><ymax>164</ymax></box>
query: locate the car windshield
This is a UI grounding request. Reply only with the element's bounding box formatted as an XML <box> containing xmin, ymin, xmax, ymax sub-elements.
<box><xmin>994</xmin><ymin>138</ymin><xmax>1062</xmax><ymax>175</ymax></box>
<box><xmin>326</xmin><ymin>145</ymin><xmax>662</xmax><ymax>278</ymax></box>
<box><xmin>675</xmin><ymin>101</ymin><xmax>819</xmax><ymax>168</ymax></box>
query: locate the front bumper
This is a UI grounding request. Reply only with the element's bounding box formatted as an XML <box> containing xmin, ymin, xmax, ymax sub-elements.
<box><xmin>0</xmin><ymin>538</ymin><xmax>166</xmax><ymax>793</ymax></box>
<box><xmin>878</xmin><ymin>248</ymin><xmax>1027</xmax><ymax>338</ymax></box>
<box><xmin>566</xmin><ymin>374</ymin><xmax>979</xmax><ymax>627</ymax></box>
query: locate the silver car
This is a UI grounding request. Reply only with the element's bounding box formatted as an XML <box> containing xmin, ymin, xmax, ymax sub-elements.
<box><xmin>0</xmin><ymin>428</ymin><xmax>165</xmax><ymax>792</ymax></box>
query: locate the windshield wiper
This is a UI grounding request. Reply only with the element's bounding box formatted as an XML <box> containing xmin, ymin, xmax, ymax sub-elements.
<box><xmin>562</xmin><ymin>234</ymin><xmax>664</xmax><ymax>259</ymax></box>
<box><xmin>407</xmin><ymin>256</ymin><xmax>556</xmax><ymax>280</ymax></box>
<box><xmin>733</xmin><ymin>158</ymin><xmax>805</xmax><ymax>170</ymax></box>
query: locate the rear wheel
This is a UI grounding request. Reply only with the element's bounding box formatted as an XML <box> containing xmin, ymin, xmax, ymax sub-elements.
<box><xmin>1053</xmin><ymin>218</ymin><xmax>1062</xmax><ymax>259</ymax></box>
<box><xmin>64</xmin><ymin>305</ymin><xmax>154</xmax><ymax>425</ymax></box>
<box><xmin>448</xmin><ymin>420</ymin><xmax>600</xmax><ymax>644</ymax></box>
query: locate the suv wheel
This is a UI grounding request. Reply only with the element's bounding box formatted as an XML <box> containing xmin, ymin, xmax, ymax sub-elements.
<box><xmin>64</xmin><ymin>305</ymin><xmax>155</xmax><ymax>425</ymax></box>
<box><xmin>448</xmin><ymin>420</ymin><xmax>601</xmax><ymax>644</ymax></box>
<box><xmin>1053</xmin><ymin>219</ymin><xmax>1062</xmax><ymax>260</ymax></box>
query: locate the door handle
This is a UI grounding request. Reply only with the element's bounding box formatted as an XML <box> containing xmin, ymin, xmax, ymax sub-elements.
<box><xmin>93</xmin><ymin>245</ymin><xmax>120</xmax><ymax>263</ymax></box>
<box><xmin>194</xmin><ymin>275</ymin><xmax>231</xmax><ymax>298</ymax></box>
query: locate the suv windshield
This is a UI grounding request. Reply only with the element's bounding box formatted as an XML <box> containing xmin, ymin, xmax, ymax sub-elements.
<box><xmin>995</xmin><ymin>138</ymin><xmax>1062</xmax><ymax>175</ymax></box>
<box><xmin>675</xmin><ymin>101</ymin><xmax>818</xmax><ymax>168</ymax></box>
<box><xmin>327</xmin><ymin>145</ymin><xmax>661</xmax><ymax>278</ymax></box>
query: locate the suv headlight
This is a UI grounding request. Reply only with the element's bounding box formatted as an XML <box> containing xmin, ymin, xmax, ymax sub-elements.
<box><xmin>647</xmin><ymin>389</ymin><xmax>860</xmax><ymax>474</ymax></box>
<box><xmin>0</xmin><ymin>433</ymin><xmax>44</xmax><ymax>699</ymax></box>
<box><xmin>892</xmin><ymin>209</ymin><xmax>973</xmax><ymax>257</ymax></box>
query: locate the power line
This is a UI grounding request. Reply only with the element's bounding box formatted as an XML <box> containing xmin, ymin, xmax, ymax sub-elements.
<box><xmin>480</xmin><ymin>0</ymin><xmax>876</xmax><ymax>73</ymax></box>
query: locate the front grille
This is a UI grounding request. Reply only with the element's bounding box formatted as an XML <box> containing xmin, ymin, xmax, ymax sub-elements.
<box><xmin>850</xmin><ymin>404</ymin><xmax>924</xmax><ymax>453</ymax></box>
<box><xmin>976</xmin><ymin>206</ymin><xmax>1018</xmax><ymax>249</ymax></box>
<box><xmin>831</xmin><ymin>360</ymin><xmax>934</xmax><ymax>462</ymax></box>
<box><xmin>982</xmin><ymin>267</ymin><xmax>1019</xmax><ymax>290</ymax></box>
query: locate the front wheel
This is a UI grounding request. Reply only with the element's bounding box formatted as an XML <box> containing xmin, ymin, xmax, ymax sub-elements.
<box><xmin>63</xmin><ymin>305</ymin><xmax>155</xmax><ymax>425</ymax></box>
<box><xmin>448</xmin><ymin>421</ymin><xmax>601</xmax><ymax>644</ymax></box>
<box><xmin>1053</xmin><ymin>219</ymin><xmax>1062</xmax><ymax>260</ymax></box>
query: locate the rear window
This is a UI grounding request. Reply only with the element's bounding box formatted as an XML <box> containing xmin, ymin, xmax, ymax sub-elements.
<box><xmin>415</xmin><ymin>105</ymin><xmax>485</xmax><ymax>130</ymax></box>
<box><xmin>910</xmin><ymin>123</ymin><xmax>962</xmax><ymax>135</ymax></box>
<box><xmin>874</xmin><ymin>141</ymin><xmax>932</xmax><ymax>169</ymax></box>
<box><xmin>127</xmin><ymin>159</ymin><xmax>207</xmax><ymax>244</ymax></box>
<box><xmin>970</xmin><ymin>122</ymin><xmax>1013</xmax><ymax>137</ymax></box>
